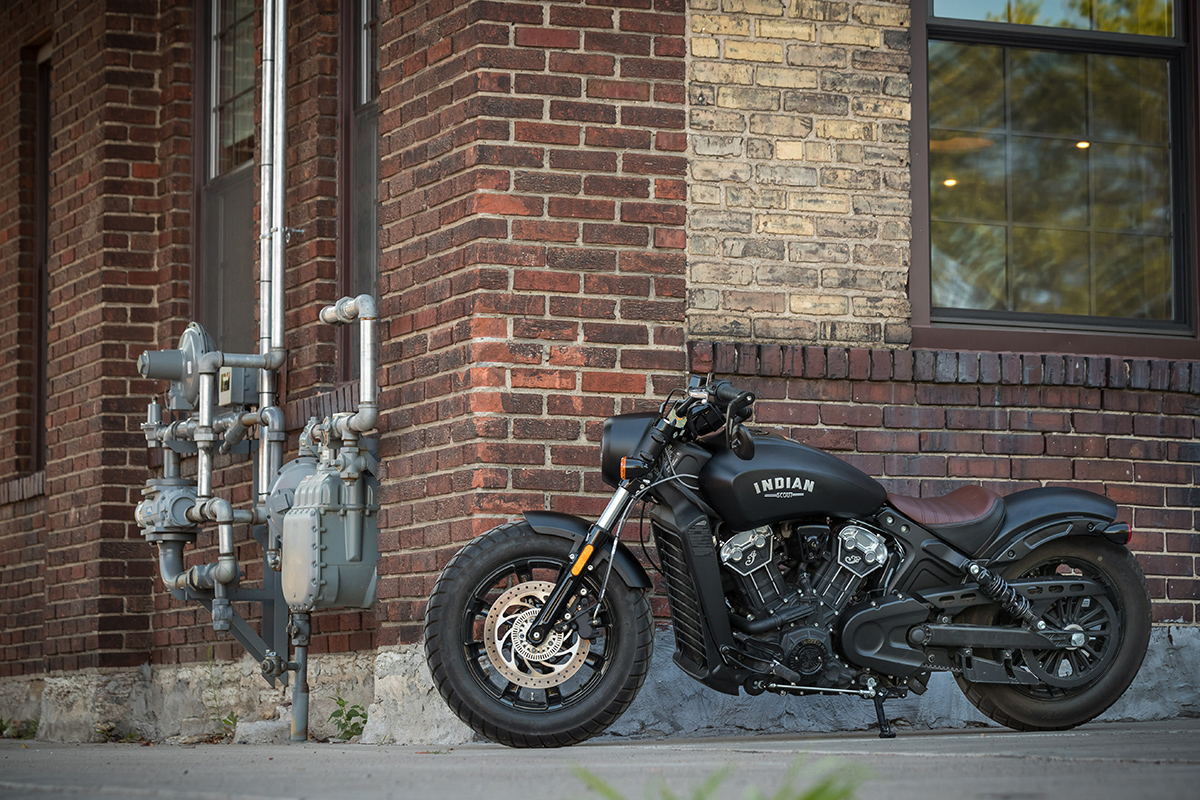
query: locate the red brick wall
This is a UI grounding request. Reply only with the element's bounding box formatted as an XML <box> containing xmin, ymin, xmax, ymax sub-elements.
<box><xmin>375</xmin><ymin>0</ymin><xmax>688</xmax><ymax>644</ymax></box>
<box><xmin>0</xmin><ymin>2</ymin><xmax>54</xmax><ymax>680</ymax></box>
<box><xmin>692</xmin><ymin>341</ymin><xmax>1200</xmax><ymax>624</ymax></box>
<box><xmin>40</xmin><ymin>0</ymin><xmax>163</xmax><ymax>671</ymax></box>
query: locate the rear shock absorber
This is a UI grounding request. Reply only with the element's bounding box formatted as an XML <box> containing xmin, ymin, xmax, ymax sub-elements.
<box><xmin>966</xmin><ymin>562</ymin><xmax>1044</xmax><ymax>630</ymax></box>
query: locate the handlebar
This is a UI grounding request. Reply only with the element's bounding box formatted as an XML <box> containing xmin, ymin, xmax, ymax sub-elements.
<box><xmin>710</xmin><ymin>380</ymin><xmax>742</xmax><ymax>406</ymax></box>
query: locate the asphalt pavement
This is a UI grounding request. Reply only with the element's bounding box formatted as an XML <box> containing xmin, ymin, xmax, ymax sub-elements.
<box><xmin>1</xmin><ymin>719</ymin><xmax>1197</xmax><ymax>800</ymax></box>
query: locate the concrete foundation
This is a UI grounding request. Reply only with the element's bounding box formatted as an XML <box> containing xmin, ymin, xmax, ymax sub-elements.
<box><xmin>1</xmin><ymin>627</ymin><xmax>1196</xmax><ymax>744</ymax></box>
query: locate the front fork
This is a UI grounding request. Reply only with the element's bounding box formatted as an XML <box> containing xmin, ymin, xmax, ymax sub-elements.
<box><xmin>526</xmin><ymin>483</ymin><xmax>637</xmax><ymax>645</ymax></box>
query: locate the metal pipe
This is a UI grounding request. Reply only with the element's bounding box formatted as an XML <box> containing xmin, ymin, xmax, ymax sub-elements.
<box><xmin>290</xmin><ymin>611</ymin><xmax>310</xmax><ymax>743</ymax></box>
<box><xmin>259</xmin><ymin>0</ymin><xmax>276</xmax><ymax>380</ymax></box>
<box><xmin>271</xmin><ymin>0</ymin><xmax>288</xmax><ymax>360</ymax></box>
<box><xmin>196</xmin><ymin>369</ymin><xmax>216</xmax><ymax>499</ymax></box>
<box><xmin>319</xmin><ymin>295</ymin><xmax>378</xmax><ymax>434</ymax></box>
<box><xmin>256</xmin><ymin>405</ymin><xmax>286</xmax><ymax>506</ymax></box>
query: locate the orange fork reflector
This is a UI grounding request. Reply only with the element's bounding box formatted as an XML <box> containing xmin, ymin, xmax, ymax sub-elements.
<box><xmin>571</xmin><ymin>544</ymin><xmax>595</xmax><ymax>576</ymax></box>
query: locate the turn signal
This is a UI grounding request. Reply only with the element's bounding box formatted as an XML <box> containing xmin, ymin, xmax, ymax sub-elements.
<box><xmin>620</xmin><ymin>456</ymin><xmax>650</xmax><ymax>480</ymax></box>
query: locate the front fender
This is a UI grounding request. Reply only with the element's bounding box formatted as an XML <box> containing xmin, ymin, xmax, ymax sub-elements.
<box><xmin>523</xmin><ymin>510</ymin><xmax>653</xmax><ymax>590</ymax></box>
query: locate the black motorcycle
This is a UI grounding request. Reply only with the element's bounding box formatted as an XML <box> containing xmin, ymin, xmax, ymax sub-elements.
<box><xmin>424</xmin><ymin>375</ymin><xmax>1150</xmax><ymax>747</ymax></box>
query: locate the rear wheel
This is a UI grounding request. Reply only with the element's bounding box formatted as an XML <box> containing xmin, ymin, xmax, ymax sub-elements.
<box><xmin>955</xmin><ymin>537</ymin><xmax>1150</xmax><ymax>731</ymax></box>
<box><xmin>424</xmin><ymin>522</ymin><xmax>653</xmax><ymax>747</ymax></box>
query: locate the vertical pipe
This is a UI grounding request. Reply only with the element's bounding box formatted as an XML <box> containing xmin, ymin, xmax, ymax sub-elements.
<box><xmin>290</xmin><ymin>611</ymin><xmax>310</xmax><ymax>743</ymax></box>
<box><xmin>196</xmin><ymin>371</ymin><xmax>216</xmax><ymax>499</ymax></box>
<box><xmin>270</xmin><ymin>0</ymin><xmax>288</xmax><ymax>358</ymax></box>
<box><xmin>163</xmin><ymin>447</ymin><xmax>179</xmax><ymax>479</ymax></box>
<box><xmin>258</xmin><ymin>0</ymin><xmax>276</xmax><ymax>375</ymax></box>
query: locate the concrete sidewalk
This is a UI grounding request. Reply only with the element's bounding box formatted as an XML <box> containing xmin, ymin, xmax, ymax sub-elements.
<box><xmin>2</xmin><ymin>719</ymin><xmax>1198</xmax><ymax>800</ymax></box>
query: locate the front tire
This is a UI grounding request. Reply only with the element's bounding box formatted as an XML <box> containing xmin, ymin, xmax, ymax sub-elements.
<box><xmin>955</xmin><ymin>537</ymin><xmax>1151</xmax><ymax>731</ymax></box>
<box><xmin>424</xmin><ymin>522</ymin><xmax>653</xmax><ymax>747</ymax></box>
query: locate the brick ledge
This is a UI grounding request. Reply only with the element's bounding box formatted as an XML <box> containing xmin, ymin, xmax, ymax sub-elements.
<box><xmin>688</xmin><ymin>342</ymin><xmax>1200</xmax><ymax>394</ymax></box>
<box><xmin>0</xmin><ymin>470</ymin><xmax>45</xmax><ymax>506</ymax></box>
<box><xmin>283</xmin><ymin>381</ymin><xmax>361</xmax><ymax>431</ymax></box>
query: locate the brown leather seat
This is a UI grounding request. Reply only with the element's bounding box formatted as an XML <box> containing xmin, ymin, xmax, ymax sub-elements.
<box><xmin>886</xmin><ymin>486</ymin><xmax>1005</xmax><ymax>555</ymax></box>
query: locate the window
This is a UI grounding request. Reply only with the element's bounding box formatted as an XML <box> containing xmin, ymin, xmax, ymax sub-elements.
<box><xmin>29</xmin><ymin>43</ymin><xmax>50</xmax><ymax>473</ymax></box>
<box><xmin>912</xmin><ymin>1</ymin><xmax>1195</xmax><ymax>355</ymax></box>
<box><xmin>338</xmin><ymin>0</ymin><xmax>380</xmax><ymax>380</ymax></box>
<box><xmin>198</xmin><ymin>0</ymin><xmax>256</xmax><ymax>354</ymax></box>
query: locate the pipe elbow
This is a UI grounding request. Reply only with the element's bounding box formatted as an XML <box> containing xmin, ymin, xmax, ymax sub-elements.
<box><xmin>198</xmin><ymin>351</ymin><xmax>224</xmax><ymax>374</ymax></box>
<box><xmin>212</xmin><ymin>555</ymin><xmax>239</xmax><ymax>585</ymax></box>
<box><xmin>204</xmin><ymin>497</ymin><xmax>235</xmax><ymax>524</ymax></box>
<box><xmin>353</xmin><ymin>293</ymin><xmax>377</xmax><ymax>320</ymax></box>
<box><xmin>258</xmin><ymin>405</ymin><xmax>287</xmax><ymax>440</ymax></box>
<box><xmin>349</xmin><ymin>402</ymin><xmax>378</xmax><ymax>434</ymax></box>
<box><xmin>262</xmin><ymin>349</ymin><xmax>286</xmax><ymax>370</ymax></box>
<box><xmin>321</xmin><ymin>294</ymin><xmax>377</xmax><ymax>325</ymax></box>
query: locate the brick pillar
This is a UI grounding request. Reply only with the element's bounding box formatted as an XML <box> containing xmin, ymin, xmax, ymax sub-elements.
<box><xmin>376</xmin><ymin>0</ymin><xmax>687</xmax><ymax>645</ymax></box>
<box><xmin>41</xmin><ymin>0</ymin><xmax>161</xmax><ymax>675</ymax></box>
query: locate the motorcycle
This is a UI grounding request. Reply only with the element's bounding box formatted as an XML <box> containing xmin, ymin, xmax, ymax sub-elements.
<box><xmin>424</xmin><ymin>375</ymin><xmax>1151</xmax><ymax>747</ymax></box>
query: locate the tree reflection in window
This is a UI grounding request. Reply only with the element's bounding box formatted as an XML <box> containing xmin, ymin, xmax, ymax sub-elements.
<box><xmin>929</xmin><ymin>40</ymin><xmax>1174</xmax><ymax>322</ymax></box>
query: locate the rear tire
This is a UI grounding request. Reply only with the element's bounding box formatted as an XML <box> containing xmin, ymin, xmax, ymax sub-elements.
<box><xmin>955</xmin><ymin>537</ymin><xmax>1150</xmax><ymax>731</ymax></box>
<box><xmin>424</xmin><ymin>522</ymin><xmax>653</xmax><ymax>747</ymax></box>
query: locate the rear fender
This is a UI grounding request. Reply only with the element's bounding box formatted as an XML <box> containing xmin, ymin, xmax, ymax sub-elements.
<box><xmin>974</xmin><ymin>486</ymin><xmax>1127</xmax><ymax>566</ymax></box>
<box><xmin>522</xmin><ymin>510</ymin><xmax>653</xmax><ymax>590</ymax></box>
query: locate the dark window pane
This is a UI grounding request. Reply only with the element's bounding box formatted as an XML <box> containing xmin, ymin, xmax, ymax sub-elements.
<box><xmin>212</xmin><ymin>0</ymin><xmax>254</xmax><ymax>177</ymax></box>
<box><xmin>1010</xmin><ymin>135</ymin><xmax>1089</xmax><ymax>227</ymax></box>
<box><xmin>202</xmin><ymin>168</ymin><xmax>256</xmax><ymax>353</ymax></box>
<box><xmin>930</xmin><ymin>130</ymin><xmax>1006</xmax><ymax>222</ymax></box>
<box><xmin>352</xmin><ymin>104</ymin><xmax>379</xmax><ymax>300</ymax></box>
<box><xmin>1092</xmin><ymin>143</ymin><xmax>1171</xmax><ymax>233</ymax></box>
<box><xmin>927</xmin><ymin>38</ymin><xmax>1176</xmax><ymax>325</ymax></box>
<box><xmin>1091</xmin><ymin>55</ymin><xmax>1168</xmax><ymax>144</ymax></box>
<box><xmin>358</xmin><ymin>0</ymin><xmax>378</xmax><ymax>106</ymax></box>
<box><xmin>931</xmin><ymin>222</ymin><xmax>1009</xmax><ymax>311</ymax></box>
<box><xmin>1094</xmin><ymin>233</ymin><xmax>1171</xmax><ymax>318</ymax></box>
<box><xmin>928</xmin><ymin>42</ymin><xmax>1005</xmax><ymax>131</ymax></box>
<box><xmin>1012</xmin><ymin>227</ymin><xmax>1091</xmax><ymax>315</ymax></box>
<box><xmin>1010</xmin><ymin>49</ymin><xmax>1086</xmax><ymax>136</ymax></box>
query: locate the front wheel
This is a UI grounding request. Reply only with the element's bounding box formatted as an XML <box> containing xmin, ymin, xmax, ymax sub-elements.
<box><xmin>955</xmin><ymin>537</ymin><xmax>1151</xmax><ymax>731</ymax></box>
<box><xmin>424</xmin><ymin>522</ymin><xmax>653</xmax><ymax>747</ymax></box>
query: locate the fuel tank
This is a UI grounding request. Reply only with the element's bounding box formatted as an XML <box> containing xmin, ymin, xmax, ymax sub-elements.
<box><xmin>698</xmin><ymin>432</ymin><xmax>887</xmax><ymax>531</ymax></box>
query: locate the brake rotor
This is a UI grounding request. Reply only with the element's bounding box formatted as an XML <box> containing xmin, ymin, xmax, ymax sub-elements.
<box><xmin>482</xmin><ymin>580</ymin><xmax>590</xmax><ymax>689</ymax></box>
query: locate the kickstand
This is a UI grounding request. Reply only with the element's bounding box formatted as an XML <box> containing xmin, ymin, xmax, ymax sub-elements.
<box><xmin>873</xmin><ymin>692</ymin><xmax>896</xmax><ymax>739</ymax></box>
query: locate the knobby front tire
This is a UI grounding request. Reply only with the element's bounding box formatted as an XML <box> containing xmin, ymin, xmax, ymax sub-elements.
<box><xmin>424</xmin><ymin>521</ymin><xmax>654</xmax><ymax>747</ymax></box>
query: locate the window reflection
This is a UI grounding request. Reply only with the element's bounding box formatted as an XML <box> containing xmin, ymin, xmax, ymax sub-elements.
<box><xmin>932</xmin><ymin>0</ymin><xmax>1173</xmax><ymax>37</ymax></box>
<box><xmin>213</xmin><ymin>0</ymin><xmax>255</xmax><ymax>176</ymax></box>
<box><xmin>929</xmin><ymin>42</ymin><xmax>1174</xmax><ymax>322</ymax></box>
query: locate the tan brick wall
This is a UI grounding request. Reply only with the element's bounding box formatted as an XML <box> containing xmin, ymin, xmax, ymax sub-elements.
<box><xmin>686</xmin><ymin>0</ymin><xmax>913</xmax><ymax>347</ymax></box>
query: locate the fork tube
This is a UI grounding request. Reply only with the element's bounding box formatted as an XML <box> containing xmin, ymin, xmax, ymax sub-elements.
<box><xmin>525</xmin><ymin>484</ymin><xmax>637</xmax><ymax>645</ymax></box>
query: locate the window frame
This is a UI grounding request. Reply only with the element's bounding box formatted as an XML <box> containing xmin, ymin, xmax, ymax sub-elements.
<box><xmin>911</xmin><ymin>0</ymin><xmax>1200</xmax><ymax>357</ymax></box>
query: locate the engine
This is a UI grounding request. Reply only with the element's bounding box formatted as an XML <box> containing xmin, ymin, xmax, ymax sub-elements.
<box><xmin>719</xmin><ymin>520</ymin><xmax>891</xmax><ymax>688</ymax></box>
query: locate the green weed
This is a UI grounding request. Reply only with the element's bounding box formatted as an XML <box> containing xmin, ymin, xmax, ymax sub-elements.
<box><xmin>328</xmin><ymin>689</ymin><xmax>367</xmax><ymax>740</ymax></box>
